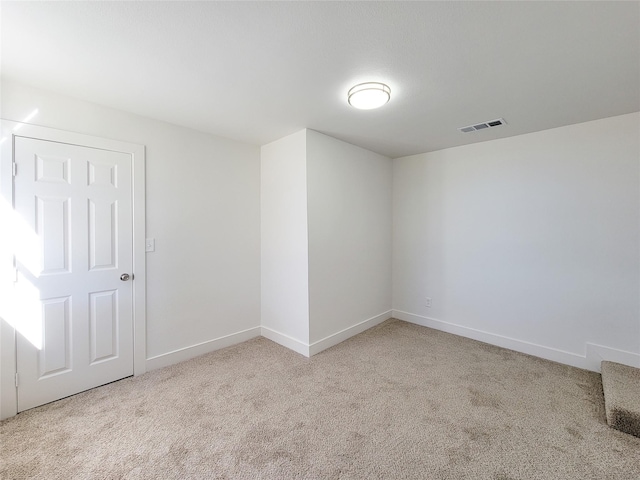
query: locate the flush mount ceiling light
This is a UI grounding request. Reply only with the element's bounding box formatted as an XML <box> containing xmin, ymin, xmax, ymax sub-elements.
<box><xmin>347</xmin><ymin>82</ymin><xmax>391</xmax><ymax>110</ymax></box>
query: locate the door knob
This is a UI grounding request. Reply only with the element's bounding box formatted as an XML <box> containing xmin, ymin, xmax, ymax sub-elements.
<box><xmin>120</xmin><ymin>273</ymin><xmax>131</xmax><ymax>281</ymax></box>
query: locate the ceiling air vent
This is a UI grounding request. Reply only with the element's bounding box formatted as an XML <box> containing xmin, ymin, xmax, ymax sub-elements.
<box><xmin>459</xmin><ymin>118</ymin><xmax>507</xmax><ymax>133</ymax></box>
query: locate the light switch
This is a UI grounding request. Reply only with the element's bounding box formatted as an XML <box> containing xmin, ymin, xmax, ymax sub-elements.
<box><xmin>145</xmin><ymin>238</ymin><xmax>155</xmax><ymax>252</ymax></box>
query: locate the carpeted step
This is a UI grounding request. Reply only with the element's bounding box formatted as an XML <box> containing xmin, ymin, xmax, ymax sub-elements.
<box><xmin>601</xmin><ymin>361</ymin><xmax>640</xmax><ymax>437</ymax></box>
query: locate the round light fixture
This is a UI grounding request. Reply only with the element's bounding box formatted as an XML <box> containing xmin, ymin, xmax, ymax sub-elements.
<box><xmin>347</xmin><ymin>82</ymin><xmax>391</xmax><ymax>110</ymax></box>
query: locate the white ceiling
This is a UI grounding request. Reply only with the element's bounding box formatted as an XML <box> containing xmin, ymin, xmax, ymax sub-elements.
<box><xmin>2</xmin><ymin>1</ymin><xmax>639</xmax><ymax>158</ymax></box>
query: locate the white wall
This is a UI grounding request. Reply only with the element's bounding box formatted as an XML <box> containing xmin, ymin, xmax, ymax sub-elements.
<box><xmin>260</xmin><ymin>129</ymin><xmax>392</xmax><ymax>354</ymax></box>
<box><xmin>307</xmin><ymin>130</ymin><xmax>392</xmax><ymax>345</ymax></box>
<box><xmin>393</xmin><ymin>113</ymin><xmax>640</xmax><ymax>370</ymax></box>
<box><xmin>1</xmin><ymin>81</ymin><xmax>261</xmax><ymax>365</ymax></box>
<box><xmin>4</xmin><ymin>81</ymin><xmax>634</xmax><ymax>379</ymax></box>
<box><xmin>260</xmin><ymin>130</ymin><xmax>310</xmax><ymax>349</ymax></box>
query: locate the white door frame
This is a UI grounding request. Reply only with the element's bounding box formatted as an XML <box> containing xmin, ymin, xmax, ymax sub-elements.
<box><xmin>0</xmin><ymin>121</ymin><xmax>146</xmax><ymax>420</ymax></box>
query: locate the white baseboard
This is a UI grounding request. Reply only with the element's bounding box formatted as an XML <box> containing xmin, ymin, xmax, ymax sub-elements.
<box><xmin>145</xmin><ymin>326</ymin><xmax>261</xmax><ymax>371</ymax></box>
<box><xmin>260</xmin><ymin>327</ymin><xmax>310</xmax><ymax>357</ymax></box>
<box><xmin>309</xmin><ymin>310</ymin><xmax>392</xmax><ymax>356</ymax></box>
<box><xmin>585</xmin><ymin>343</ymin><xmax>640</xmax><ymax>372</ymax></box>
<box><xmin>261</xmin><ymin>310</ymin><xmax>393</xmax><ymax>358</ymax></box>
<box><xmin>393</xmin><ymin>309</ymin><xmax>615</xmax><ymax>372</ymax></box>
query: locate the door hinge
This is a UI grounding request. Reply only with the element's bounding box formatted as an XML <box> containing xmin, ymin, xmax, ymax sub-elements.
<box><xmin>15</xmin><ymin>373</ymin><xmax>19</xmax><ymax>387</ymax></box>
<box><xmin>12</xmin><ymin>163</ymin><xmax>17</xmax><ymax>176</ymax></box>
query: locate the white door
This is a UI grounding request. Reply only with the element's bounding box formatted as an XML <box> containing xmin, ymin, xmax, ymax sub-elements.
<box><xmin>13</xmin><ymin>136</ymin><xmax>134</xmax><ymax>412</ymax></box>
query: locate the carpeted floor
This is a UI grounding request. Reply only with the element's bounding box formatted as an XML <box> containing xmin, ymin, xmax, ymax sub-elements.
<box><xmin>601</xmin><ymin>361</ymin><xmax>640</xmax><ymax>438</ymax></box>
<box><xmin>1</xmin><ymin>319</ymin><xmax>639</xmax><ymax>479</ymax></box>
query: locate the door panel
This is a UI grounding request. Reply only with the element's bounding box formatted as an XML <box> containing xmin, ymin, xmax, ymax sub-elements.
<box><xmin>14</xmin><ymin>137</ymin><xmax>134</xmax><ymax>412</ymax></box>
<box><xmin>37</xmin><ymin>196</ymin><xmax>70</xmax><ymax>274</ymax></box>
<box><xmin>89</xmin><ymin>200</ymin><xmax>117</xmax><ymax>270</ymax></box>
<box><xmin>39</xmin><ymin>296</ymin><xmax>71</xmax><ymax>377</ymax></box>
<box><xmin>89</xmin><ymin>289</ymin><xmax>118</xmax><ymax>363</ymax></box>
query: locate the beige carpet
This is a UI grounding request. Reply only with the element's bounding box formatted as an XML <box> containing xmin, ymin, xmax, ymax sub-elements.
<box><xmin>601</xmin><ymin>361</ymin><xmax>640</xmax><ymax>438</ymax></box>
<box><xmin>1</xmin><ymin>319</ymin><xmax>639</xmax><ymax>479</ymax></box>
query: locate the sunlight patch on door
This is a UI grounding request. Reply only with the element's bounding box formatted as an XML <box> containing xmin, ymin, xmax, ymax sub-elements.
<box><xmin>0</xmin><ymin>195</ymin><xmax>44</xmax><ymax>349</ymax></box>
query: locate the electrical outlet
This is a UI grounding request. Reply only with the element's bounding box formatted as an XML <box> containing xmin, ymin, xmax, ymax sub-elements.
<box><xmin>425</xmin><ymin>297</ymin><xmax>432</xmax><ymax>308</ymax></box>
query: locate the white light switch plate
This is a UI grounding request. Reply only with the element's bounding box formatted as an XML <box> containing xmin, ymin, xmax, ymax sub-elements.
<box><xmin>145</xmin><ymin>238</ymin><xmax>155</xmax><ymax>252</ymax></box>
